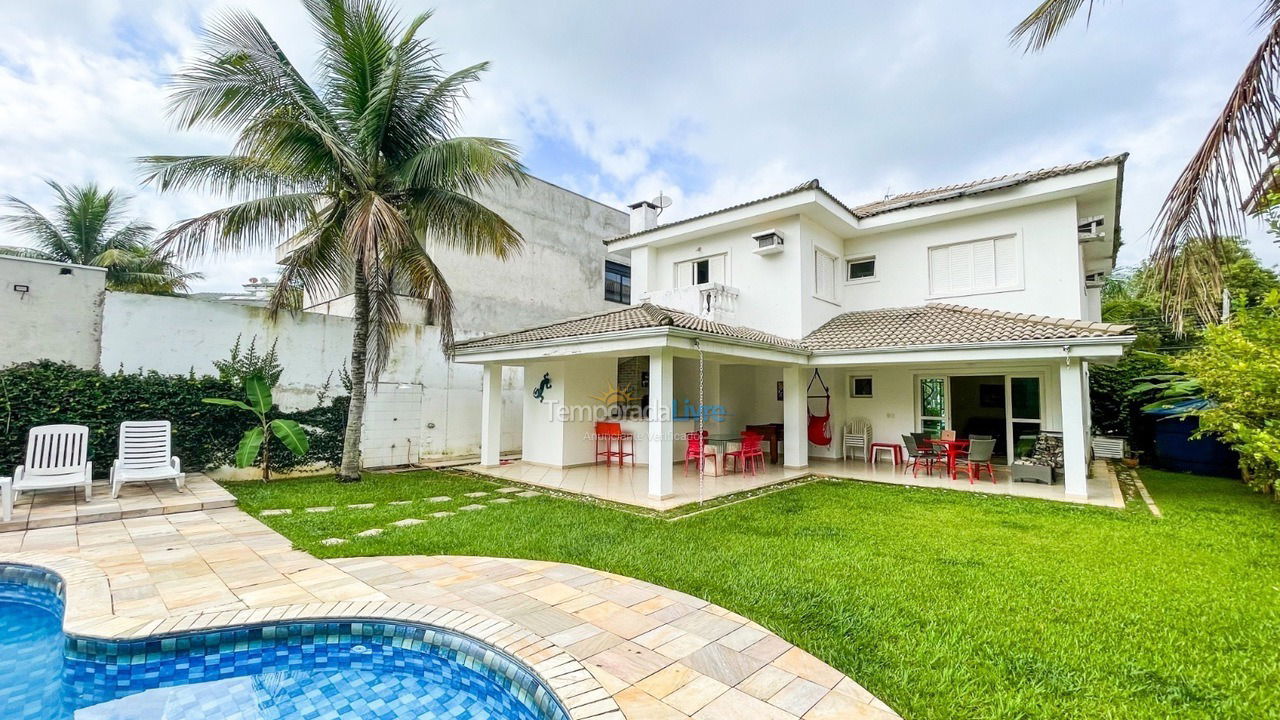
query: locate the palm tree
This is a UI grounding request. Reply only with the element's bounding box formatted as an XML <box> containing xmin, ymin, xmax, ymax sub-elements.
<box><xmin>141</xmin><ymin>0</ymin><xmax>527</xmax><ymax>482</ymax></box>
<box><xmin>1010</xmin><ymin>0</ymin><xmax>1280</xmax><ymax>327</ymax></box>
<box><xmin>0</xmin><ymin>180</ymin><xmax>200</xmax><ymax>294</ymax></box>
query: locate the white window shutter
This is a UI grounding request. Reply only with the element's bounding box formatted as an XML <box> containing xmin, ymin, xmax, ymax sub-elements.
<box><xmin>929</xmin><ymin>246</ymin><xmax>949</xmax><ymax>295</ymax></box>
<box><xmin>949</xmin><ymin>242</ymin><xmax>974</xmax><ymax>293</ymax></box>
<box><xmin>994</xmin><ymin>236</ymin><xmax>1018</xmax><ymax>288</ymax></box>
<box><xmin>708</xmin><ymin>255</ymin><xmax>726</xmax><ymax>284</ymax></box>
<box><xmin>971</xmin><ymin>239</ymin><xmax>996</xmax><ymax>290</ymax></box>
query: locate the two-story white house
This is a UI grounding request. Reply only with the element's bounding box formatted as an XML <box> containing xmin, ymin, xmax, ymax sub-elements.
<box><xmin>454</xmin><ymin>155</ymin><xmax>1135</xmax><ymax>508</ymax></box>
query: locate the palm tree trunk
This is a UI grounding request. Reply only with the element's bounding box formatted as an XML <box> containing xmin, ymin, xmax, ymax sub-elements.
<box><xmin>338</xmin><ymin>265</ymin><xmax>370</xmax><ymax>483</ymax></box>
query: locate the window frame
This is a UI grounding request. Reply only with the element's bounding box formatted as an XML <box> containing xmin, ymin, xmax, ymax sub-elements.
<box><xmin>604</xmin><ymin>260</ymin><xmax>631</xmax><ymax>304</ymax></box>
<box><xmin>673</xmin><ymin>252</ymin><xmax>728</xmax><ymax>288</ymax></box>
<box><xmin>844</xmin><ymin>255</ymin><xmax>877</xmax><ymax>284</ymax></box>
<box><xmin>926</xmin><ymin>233</ymin><xmax>1023</xmax><ymax>299</ymax></box>
<box><xmin>849</xmin><ymin>375</ymin><xmax>873</xmax><ymax>398</ymax></box>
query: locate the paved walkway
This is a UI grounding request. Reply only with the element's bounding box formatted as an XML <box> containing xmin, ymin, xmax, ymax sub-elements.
<box><xmin>0</xmin><ymin>474</ymin><xmax>235</xmax><ymax>533</ymax></box>
<box><xmin>0</xmin><ymin>492</ymin><xmax>899</xmax><ymax>719</ymax></box>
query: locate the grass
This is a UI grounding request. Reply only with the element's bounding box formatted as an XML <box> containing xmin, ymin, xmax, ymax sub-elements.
<box><xmin>227</xmin><ymin>469</ymin><xmax>1280</xmax><ymax>720</ymax></box>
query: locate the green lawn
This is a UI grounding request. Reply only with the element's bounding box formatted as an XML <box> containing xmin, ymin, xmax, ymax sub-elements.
<box><xmin>228</xmin><ymin>469</ymin><xmax>1279</xmax><ymax>720</ymax></box>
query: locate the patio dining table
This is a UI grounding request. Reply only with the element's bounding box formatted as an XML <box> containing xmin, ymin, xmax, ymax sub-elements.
<box><xmin>930</xmin><ymin>438</ymin><xmax>970</xmax><ymax>479</ymax></box>
<box><xmin>702</xmin><ymin>433</ymin><xmax>744</xmax><ymax>477</ymax></box>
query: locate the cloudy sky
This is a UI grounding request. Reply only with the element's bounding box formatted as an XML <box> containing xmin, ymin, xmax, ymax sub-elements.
<box><xmin>0</xmin><ymin>0</ymin><xmax>1276</xmax><ymax>290</ymax></box>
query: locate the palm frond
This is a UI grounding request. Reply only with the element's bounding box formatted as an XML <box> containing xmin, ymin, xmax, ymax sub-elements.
<box><xmin>268</xmin><ymin>203</ymin><xmax>350</xmax><ymax>318</ymax></box>
<box><xmin>397</xmin><ymin>136</ymin><xmax>527</xmax><ymax>195</ymax></box>
<box><xmin>1009</xmin><ymin>0</ymin><xmax>1102</xmax><ymax>53</ymax></box>
<box><xmin>402</xmin><ymin>187</ymin><xmax>524</xmax><ymax>260</ymax></box>
<box><xmin>139</xmin><ymin>153</ymin><xmax>322</xmax><ymax>199</ymax></box>
<box><xmin>0</xmin><ymin>194</ymin><xmax>66</xmax><ymax>256</ymax></box>
<box><xmin>0</xmin><ymin>245</ymin><xmax>58</xmax><ymax>261</ymax></box>
<box><xmin>391</xmin><ymin>239</ymin><xmax>455</xmax><ymax>353</ymax></box>
<box><xmin>1150</xmin><ymin>18</ymin><xmax>1280</xmax><ymax>327</ymax></box>
<box><xmin>157</xmin><ymin>192</ymin><xmax>319</xmax><ymax>258</ymax></box>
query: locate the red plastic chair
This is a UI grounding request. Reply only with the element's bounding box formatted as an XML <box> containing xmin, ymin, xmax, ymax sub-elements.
<box><xmin>594</xmin><ymin>422</ymin><xmax>633</xmax><ymax>467</ymax></box>
<box><xmin>725</xmin><ymin>432</ymin><xmax>766</xmax><ymax>475</ymax></box>
<box><xmin>684</xmin><ymin>431</ymin><xmax>717</xmax><ymax>475</ymax></box>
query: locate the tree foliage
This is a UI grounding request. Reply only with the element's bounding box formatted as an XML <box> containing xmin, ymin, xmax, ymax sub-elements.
<box><xmin>0</xmin><ymin>180</ymin><xmax>200</xmax><ymax>294</ymax></box>
<box><xmin>144</xmin><ymin>0</ymin><xmax>529</xmax><ymax>481</ymax></box>
<box><xmin>1170</xmin><ymin>292</ymin><xmax>1280</xmax><ymax>495</ymax></box>
<box><xmin>204</xmin><ymin>373</ymin><xmax>310</xmax><ymax>481</ymax></box>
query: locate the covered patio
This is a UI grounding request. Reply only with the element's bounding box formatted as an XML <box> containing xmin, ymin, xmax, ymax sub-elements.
<box><xmin>465</xmin><ymin>457</ymin><xmax>1124</xmax><ymax>511</ymax></box>
<box><xmin>453</xmin><ymin>303</ymin><xmax>1135</xmax><ymax>510</ymax></box>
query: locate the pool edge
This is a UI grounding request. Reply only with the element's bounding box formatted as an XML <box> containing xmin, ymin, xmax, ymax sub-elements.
<box><xmin>0</xmin><ymin>552</ymin><xmax>617</xmax><ymax>720</ymax></box>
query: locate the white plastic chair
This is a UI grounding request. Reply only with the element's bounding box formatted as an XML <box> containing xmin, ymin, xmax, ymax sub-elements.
<box><xmin>111</xmin><ymin>421</ymin><xmax>184</xmax><ymax>498</ymax></box>
<box><xmin>842</xmin><ymin>417</ymin><xmax>873</xmax><ymax>460</ymax></box>
<box><xmin>5</xmin><ymin>424</ymin><xmax>93</xmax><ymax>521</ymax></box>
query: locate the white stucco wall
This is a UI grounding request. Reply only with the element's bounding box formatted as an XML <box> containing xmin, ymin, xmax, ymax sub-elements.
<box><xmin>0</xmin><ymin>256</ymin><xmax>106</xmax><ymax>369</ymax></box>
<box><xmin>842</xmin><ymin>198</ymin><xmax>1086</xmax><ymax>320</ymax></box>
<box><xmin>100</xmin><ymin>293</ymin><xmax>525</xmax><ymax>463</ymax></box>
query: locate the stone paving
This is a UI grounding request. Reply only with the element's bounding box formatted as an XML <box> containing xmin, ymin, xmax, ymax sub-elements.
<box><xmin>0</xmin><ymin>473</ymin><xmax>236</xmax><ymax>533</ymax></box>
<box><xmin>0</xmin><ymin>493</ymin><xmax>901</xmax><ymax>719</ymax></box>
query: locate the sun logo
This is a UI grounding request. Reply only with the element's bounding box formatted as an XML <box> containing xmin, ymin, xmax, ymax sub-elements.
<box><xmin>592</xmin><ymin>381</ymin><xmax>636</xmax><ymax>405</ymax></box>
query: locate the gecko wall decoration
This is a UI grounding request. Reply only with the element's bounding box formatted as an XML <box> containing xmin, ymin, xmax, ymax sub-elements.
<box><xmin>532</xmin><ymin>372</ymin><xmax>552</xmax><ymax>403</ymax></box>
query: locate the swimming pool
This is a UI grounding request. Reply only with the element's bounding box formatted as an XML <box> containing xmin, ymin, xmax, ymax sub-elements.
<box><xmin>0</xmin><ymin>564</ymin><xmax>570</xmax><ymax>720</ymax></box>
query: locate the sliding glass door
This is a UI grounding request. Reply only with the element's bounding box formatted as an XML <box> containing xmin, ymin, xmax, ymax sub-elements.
<box><xmin>1006</xmin><ymin>375</ymin><xmax>1043</xmax><ymax>459</ymax></box>
<box><xmin>918</xmin><ymin>377</ymin><xmax>948</xmax><ymax>437</ymax></box>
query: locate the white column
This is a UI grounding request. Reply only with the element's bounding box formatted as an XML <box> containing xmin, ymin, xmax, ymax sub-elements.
<box><xmin>782</xmin><ymin>365</ymin><xmax>808</xmax><ymax>469</ymax></box>
<box><xmin>647</xmin><ymin>349</ymin><xmax>674</xmax><ymax>498</ymax></box>
<box><xmin>479</xmin><ymin>364</ymin><xmax>503</xmax><ymax>467</ymax></box>
<box><xmin>1059</xmin><ymin>359</ymin><xmax>1089</xmax><ymax>497</ymax></box>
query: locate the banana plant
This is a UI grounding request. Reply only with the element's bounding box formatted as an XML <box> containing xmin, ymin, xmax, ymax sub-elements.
<box><xmin>203</xmin><ymin>373</ymin><xmax>309</xmax><ymax>481</ymax></box>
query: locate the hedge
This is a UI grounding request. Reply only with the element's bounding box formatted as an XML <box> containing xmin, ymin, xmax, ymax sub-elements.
<box><xmin>0</xmin><ymin>361</ymin><xmax>346</xmax><ymax>476</ymax></box>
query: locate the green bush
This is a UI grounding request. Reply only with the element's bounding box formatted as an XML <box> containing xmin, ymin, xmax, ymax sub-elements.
<box><xmin>0</xmin><ymin>360</ymin><xmax>347</xmax><ymax>476</ymax></box>
<box><xmin>1090</xmin><ymin>351</ymin><xmax>1172</xmax><ymax>443</ymax></box>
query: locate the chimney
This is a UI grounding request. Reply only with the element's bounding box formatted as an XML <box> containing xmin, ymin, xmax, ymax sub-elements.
<box><xmin>628</xmin><ymin>200</ymin><xmax>659</xmax><ymax>234</ymax></box>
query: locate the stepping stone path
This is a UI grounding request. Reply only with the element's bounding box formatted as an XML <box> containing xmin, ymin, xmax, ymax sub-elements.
<box><xmin>516</xmin><ymin>491</ymin><xmax>541</xmax><ymax>498</ymax></box>
<box><xmin>320</xmin><ymin>538</ymin><xmax>347</xmax><ymax>546</ymax></box>
<box><xmin>459</xmin><ymin>504</ymin><xmax>486</xmax><ymax>512</ymax></box>
<box><xmin>356</xmin><ymin>528</ymin><xmax>383</xmax><ymax>538</ymax></box>
<box><xmin>463</xmin><ymin>492</ymin><xmax>489</xmax><ymax>498</ymax></box>
<box><xmin>430</xmin><ymin>511</ymin><xmax>454</xmax><ymax>518</ymax></box>
<box><xmin>495</xmin><ymin>487</ymin><xmax>522</xmax><ymax>494</ymax></box>
<box><xmin>348</xmin><ymin>503</ymin><xmax>375</xmax><ymax>510</ymax></box>
<box><xmin>259</xmin><ymin>509</ymin><xmax>291</xmax><ymax>516</ymax></box>
<box><xmin>490</xmin><ymin>498</ymin><xmax>513</xmax><ymax>504</ymax></box>
<box><xmin>427</xmin><ymin>496</ymin><xmax>451</xmax><ymax>503</ymax></box>
<box><xmin>390</xmin><ymin>518</ymin><xmax>424</xmax><ymax>527</ymax></box>
<box><xmin>305</xmin><ymin>506</ymin><xmax>335</xmax><ymax>513</ymax></box>
<box><xmin>388</xmin><ymin>500</ymin><xmax>413</xmax><ymax>506</ymax></box>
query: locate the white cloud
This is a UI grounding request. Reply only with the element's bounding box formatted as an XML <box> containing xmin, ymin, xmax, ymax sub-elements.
<box><xmin>0</xmin><ymin>0</ymin><xmax>1275</xmax><ymax>293</ymax></box>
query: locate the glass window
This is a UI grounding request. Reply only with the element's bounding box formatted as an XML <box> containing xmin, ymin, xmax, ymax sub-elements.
<box><xmin>849</xmin><ymin>376</ymin><xmax>873</xmax><ymax>398</ymax></box>
<box><xmin>920</xmin><ymin>377</ymin><xmax>946</xmax><ymax>418</ymax></box>
<box><xmin>604</xmin><ymin>261</ymin><xmax>630</xmax><ymax>304</ymax></box>
<box><xmin>847</xmin><ymin>257</ymin><xmax>876</xmax><ymax>281</ymax></box>
<box><xmin>1011</xmin><ymin>377</ymin><xmax>1041</xmax><ymax>419</ymax></box>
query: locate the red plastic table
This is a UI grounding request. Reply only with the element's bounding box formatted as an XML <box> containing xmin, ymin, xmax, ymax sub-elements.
<box><xmin>868</xmin><ymin>442</ymin><xmax>904</xmax><ymax>466</ymax></box>
<box><xmin>930</xmin><ymin>439</ymin><xmax>970</xmax><ymax>479</ymax></box>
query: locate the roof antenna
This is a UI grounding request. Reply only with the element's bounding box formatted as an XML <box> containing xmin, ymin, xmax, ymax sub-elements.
<box><xmin>883</xmin><ymin>185</ymin><xmax>894</xmax><ymax>200</ymax></box>
<box><xmin>652</xmin><ymin>191</ymin><xmax>672</xmax><ymax>218</ymax></box>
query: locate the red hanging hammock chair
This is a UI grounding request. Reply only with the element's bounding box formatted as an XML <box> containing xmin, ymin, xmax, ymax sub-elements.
<box><xmin>807</xmin><ymin>369</ymin><xmax>833</xmax><ymax>446</ymax></box>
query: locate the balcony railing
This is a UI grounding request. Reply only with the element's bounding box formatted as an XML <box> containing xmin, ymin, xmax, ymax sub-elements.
<box><xmin>641</xmin><ymin>283</ymin><xmax>740</xmax><ymax>323</ymax></box>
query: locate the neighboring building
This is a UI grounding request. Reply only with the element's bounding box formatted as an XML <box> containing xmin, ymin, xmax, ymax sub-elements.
<box><xmin>189</xmin><ymin>276</ymin><xmax>283</xmax><ymax>306</ymax></box>
<box><xmin>456</xmin><ymin>155</ymin><xmax>1134</xmax><ymax>502</ymax></box>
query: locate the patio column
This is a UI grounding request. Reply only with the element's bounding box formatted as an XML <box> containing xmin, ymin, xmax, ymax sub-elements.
<box><xmin>479</xmin><ymin>364</ymin><xmax>503</xmax><ymax>467</ymax></box>
<box><xmin>648</xmin><ymin>349</ymin><xmax>674</xmax><ymax>499</ymax></box>
<box><xmin>1059</xmin><ymin>359</ymin><xmax>1089</xmax><ymax>497</ymax></box>
<box><xmin>782</xmin><ymin>365</ymin><xmax>808</xmax><ymax>469</ymax></box>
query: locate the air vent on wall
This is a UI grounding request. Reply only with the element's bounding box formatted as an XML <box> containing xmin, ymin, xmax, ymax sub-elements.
<box><xmin>752</xmin><ymin>229</ymin><xmax>784</xmax><ymax>256</ymax></box>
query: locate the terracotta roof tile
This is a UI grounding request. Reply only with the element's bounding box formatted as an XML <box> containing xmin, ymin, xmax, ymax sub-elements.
<box><xmin>455</xmin><ymin>302</ymin><xmax>806</xmax><ymax>351</ymax></box>
<box><xmin>455</xmin><ymin>302</ymin><xmax>1133</xmax><ymax>354</ymax></box>
<box><xmin>604</xmin><ymin>154</ymin><xmax>1127</xmax><ymax>243</ymax></box>
<box><xmin>802</xmin><ymin>303</ymin><xmax>1133</xmax><ymax>351</ymax></box>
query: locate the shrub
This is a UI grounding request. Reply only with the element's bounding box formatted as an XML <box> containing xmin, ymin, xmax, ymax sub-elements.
<box><xmin>0</xmin><ymin>360</ymin><xmax>347</xmax><ymax>476</ymax></box>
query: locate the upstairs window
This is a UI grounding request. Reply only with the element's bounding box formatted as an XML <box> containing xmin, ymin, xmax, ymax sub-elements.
<box><xmin>814</xmin><ymin>248</ymin><xmax>837</xmax><ymax>302</ymax></box>
<box><xmin>846</xmin><ymin>256</ymin><xmax>876</xmax><ymax>282</ymax></box>
<box><xmin>928</xmin><ymin>235</ymin><xmax>1019</xmax><ymax>297</ymax></box>
<box><xmin>604</xmin><ymin>260</ymin><xmax>631</xmax><ymax>304</ymax></box>
<box><xmin>674</xmin><ymin>254</ymin><xmax>726</xmax><ymax>287</ymax></box>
